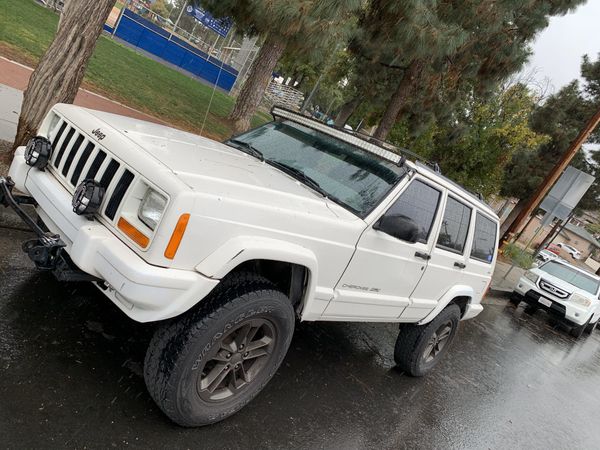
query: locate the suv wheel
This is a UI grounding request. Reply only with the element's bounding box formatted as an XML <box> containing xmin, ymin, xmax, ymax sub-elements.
<box><xmin>144</xmin><ymin>273</ymin><xmax>295</xmax><ymax>427</ymax></box>
<box><xmin>570</xmin><ymin>317</ymin><xmax>591</xmax><ymax>339</ymax></box>
<box><xmin>584</xmin><ymin>318</ymin><xmax>598</xmax><ymax>335</ymax></box>
<box><xmin>394</xmin><ymin>304</ymin><xmax>461</xmax><ymax>377</ymax></box>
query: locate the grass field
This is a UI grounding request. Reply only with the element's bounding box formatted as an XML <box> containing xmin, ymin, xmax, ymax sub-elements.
<box><xmin>0</xmin><ymin>0</ymin><xmax>269</xmax><ymax>140</ymax></box>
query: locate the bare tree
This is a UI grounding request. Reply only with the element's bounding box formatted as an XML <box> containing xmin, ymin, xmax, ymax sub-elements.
<box><xmin>8</xmin><ymin>0</ymin><xmax>116</xmax><ymax>159</ymax></box>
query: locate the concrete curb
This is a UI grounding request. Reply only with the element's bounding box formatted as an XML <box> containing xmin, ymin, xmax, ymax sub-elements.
<box><xmin>489</xmin><ymin>287</ymin><xmax>512</xmax><ymax>299</ymax></box>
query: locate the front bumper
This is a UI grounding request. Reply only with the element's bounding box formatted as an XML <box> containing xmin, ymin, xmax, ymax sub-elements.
<box><xmin>4</xmin><ymin>150</ymin><xmax>219</xmax><ymax>322</ymax></box>
<box><xmin>514</xmin><ymin>276</ymin><xmax>592</xmax><ymax>326</ymax></box>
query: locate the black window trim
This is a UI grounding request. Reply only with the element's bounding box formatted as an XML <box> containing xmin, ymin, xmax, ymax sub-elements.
<box><xmin>469</xmin><ymin>211</ymin><xmax>498</xmax><ymax>264</ymax></box>
<box><xmin>435</xmin><ymin>194</ymin><xmax>472</xmax><ymax>256</ymax></box>
<box><xmin>378</xmin><ymin>177</ymin><xmax>443</xmax><ymax>244</ymax></box>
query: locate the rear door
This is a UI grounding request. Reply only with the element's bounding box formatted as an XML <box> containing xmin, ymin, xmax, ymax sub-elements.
<box><xmin>323</xmin><ymin>177</ymin><xmax>443</xmax><ymax>320</ymax></box>
<box><xmin>461</xmin><ymin>212</ymin><xmax>498</xmax><ymax>302</ymax></box>
<box><xmin>404</xmin><ymin>194</ymin><xmax>473</xmax><ymax>320</ymax></box>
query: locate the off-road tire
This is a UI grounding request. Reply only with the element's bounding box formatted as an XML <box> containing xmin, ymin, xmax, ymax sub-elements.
<box><xmin>394</xmin><ymin>304</ymin><xmax>461</xmax><ymax>377</ymax></box>
<box><xmin>144</xmin><ymin>272</ymin><xmax>295</xmax><ymax>427</ymax></box>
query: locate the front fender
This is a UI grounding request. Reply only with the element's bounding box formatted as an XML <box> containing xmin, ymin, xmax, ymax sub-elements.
<box><xmin>195</xmin><ymin>235</ymin><xmax>318</xmax><ymax>308</ymax></box>
<box><xmin>417</xmin><ymin>284</ymin><xmax>475</xmax><ymax>325</ymax></box>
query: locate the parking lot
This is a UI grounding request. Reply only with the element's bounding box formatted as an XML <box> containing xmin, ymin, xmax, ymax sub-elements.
<box><xmin>2</xmin><ymin>222</ymin><xmax>600</xmax><ymax>449</ymax></box>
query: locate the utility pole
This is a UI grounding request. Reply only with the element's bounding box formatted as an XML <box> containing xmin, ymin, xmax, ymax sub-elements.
<box><xmin>501</xmin><ymin>107</ymin><xmax>600</xmax><ymax>247</ymax></box>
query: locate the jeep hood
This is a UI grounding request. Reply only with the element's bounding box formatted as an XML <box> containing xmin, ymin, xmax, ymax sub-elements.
<box><xmin>87</xmin><ymin>109</ymin><xmax>359</xmax><ymax>221</ymax></box>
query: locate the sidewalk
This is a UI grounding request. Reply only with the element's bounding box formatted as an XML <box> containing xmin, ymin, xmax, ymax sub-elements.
<box><xmin>491</xmin><ymin>260</ymin><xmax>524</xmax><ymax>294</ymax></box>
<box><xmin>0</xmin><ymin>56</ymin><xmax>167</xmax><ymax>142</ymax></box>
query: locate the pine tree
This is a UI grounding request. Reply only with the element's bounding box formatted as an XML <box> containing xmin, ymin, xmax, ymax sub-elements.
<box><xmin>10</xmin><ymin>0</ymin><xmax>117</xmax><ymax>157</ymax></box>
<box><xmin>340</xmin><ymin>0</ymin><xmax>585</xmax><ymax>141</ymax></box>
<box><xmin>200</xmin><ymin>0</ymin><xmax>361</xmax><ymax>133</ymax></box>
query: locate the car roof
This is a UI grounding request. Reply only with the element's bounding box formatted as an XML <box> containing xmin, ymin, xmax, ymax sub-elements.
<box><xmin>271</xmin><ymin>107</ymin><xmax>498</xmax><ymax>220</ymax></box>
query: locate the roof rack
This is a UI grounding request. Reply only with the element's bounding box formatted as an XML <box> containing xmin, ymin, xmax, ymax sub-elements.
<box><xmin>271</xmin><ymin>106</ymin><xmax>441</xmax><ymax>172</ymax></box>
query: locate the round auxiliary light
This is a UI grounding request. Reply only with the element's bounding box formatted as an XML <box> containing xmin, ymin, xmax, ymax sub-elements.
<box><xmin>72</xmin><ymin>179</ymin><xmax>105</xmax><ymax>218</ymax></box>
<box><xmin>25</xmin><ymin>136</ymin><xmax>52</xmax><ymax>170</ymax></box>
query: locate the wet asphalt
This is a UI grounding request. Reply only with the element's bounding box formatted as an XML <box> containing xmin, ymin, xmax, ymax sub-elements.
<box><xmin>1</xmin><ymin>224</ymin><xmax>600</xmax><ymax>449</ymax></box>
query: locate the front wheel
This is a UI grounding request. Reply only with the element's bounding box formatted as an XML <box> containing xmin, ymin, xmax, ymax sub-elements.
<box><xmin>570</xmin><ymin>317</ymin><xmax>591</xmax><ymax>339</ymax></box>
<box><xmin>394</xmin><ymin>304</ymin><xmax>461</xmax><ymax>377</ymax></box>
<box><xmin>144</xmin><ymin>273</ymin><xmax>295</xmax><ymax>427</ymax></box>
<box><xmin>584</xmin><ymin>318</ymin><xmax>598</xmax><ymax>335</ymax></box>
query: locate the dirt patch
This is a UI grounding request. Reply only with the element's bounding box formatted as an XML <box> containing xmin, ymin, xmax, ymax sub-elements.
<box><xmin>0</xmin><ymin>42</ymin><xmax>38</xmax><ymax>69</ymax></box>
<box><xmin>0</xmin><ymin>140</ymin><xmax>12</xmax><ymax>175</ymax></box>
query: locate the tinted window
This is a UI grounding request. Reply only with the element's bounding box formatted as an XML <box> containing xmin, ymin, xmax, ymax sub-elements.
<box><xmin>436</xmin><ymin>197</ymin><xmax>471</xmax><ymax>254</ymax></box>
<box><xmin>383</xmin><ymin>180</ymin><xmax>441</xmax><ymax>243</ymax></box>
<box><xmin>541</xmin><ymin>262</ymin><xmax>600</xmax><ymax>295</ymax></box>
<box><xmin>228</xmin><ymin>121</ymin><xmax>407</xmax><ymax>217</ymax></box>
<box><xmin>470</xmin><ymin>213</ymin><xmax>497</xmax><ymax>263</ymax></box>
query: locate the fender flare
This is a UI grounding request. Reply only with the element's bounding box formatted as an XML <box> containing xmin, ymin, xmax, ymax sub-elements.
<box><xmin>195</xmin><ymin>235</ymin><xmax>318</xmax><ymax>303</ymax></box>
<box><xmin>417</xmin><ymin>284</ymin><xmax>475</xmax><ymax>325</ymax></box>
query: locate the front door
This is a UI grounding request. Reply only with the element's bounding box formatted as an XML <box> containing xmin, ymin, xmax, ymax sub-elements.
<box><xmin>323</xmin><ymin>178</ymin><xmax>443</xmax><ymax>320</ymax></box>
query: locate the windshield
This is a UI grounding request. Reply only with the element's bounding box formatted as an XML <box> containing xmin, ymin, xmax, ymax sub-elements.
<box><xmin>227</xmin><ymin>120</ymin><xmax>407</xmax><ymax>217</ymax></box>
<box><xmin>540</xmin><ymin>261</ymin><xmax>600</xmax><ymax>295</ymax></box>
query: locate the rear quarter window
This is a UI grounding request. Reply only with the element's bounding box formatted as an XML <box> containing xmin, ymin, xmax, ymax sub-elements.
<box><xmin>470</xmin><ymin>213</ymin><xmax>497</xmax><ymax>263</ymax></box>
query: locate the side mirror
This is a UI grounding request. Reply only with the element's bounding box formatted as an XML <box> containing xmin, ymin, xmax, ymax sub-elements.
<box><xmin>374</xmin><ymin>214</ymin><xmax>420</xmax><ymax>243</ymax></box>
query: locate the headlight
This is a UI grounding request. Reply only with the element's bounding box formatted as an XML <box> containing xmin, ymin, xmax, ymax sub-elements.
<box><xmin>138</xmin><ymin>189</ymin><xmax>167</xmax><ymax>230</ymax></box>
<box><xmin>25</xmin><ymin>136</ymin><xmax>52</xmax><ymax>170</ymax></box>
<box><xmin>524</xmin><ymin>271</ymin><xmax>539</xmax><ymax>284</ymax></box>
<box><xmin>570</xmin><ymin>293</ymin><xmax>592</xmax><ymax>308</ymax></box>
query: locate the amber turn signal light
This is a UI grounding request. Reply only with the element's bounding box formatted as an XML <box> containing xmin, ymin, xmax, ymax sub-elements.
<box><xmin>164</xmin><ymin>213</ymin><xmax>190</xmax><ymax>259</ymax></box>
<box><xmin>118</xmin><ymin>217</ymin><xmax>149</xmax><ymax>248</ymax></box>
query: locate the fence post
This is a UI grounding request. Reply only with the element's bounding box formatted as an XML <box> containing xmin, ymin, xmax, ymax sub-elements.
<box><xmin>111</xmin><ymin>0</ymin><xmax>130</xmax><ymax>37</ymax></box>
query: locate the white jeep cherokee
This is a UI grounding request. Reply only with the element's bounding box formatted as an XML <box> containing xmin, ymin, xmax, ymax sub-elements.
<box><xmin>2</xmin><ymin>104</ymin><xmax>498</xmax><ymax>426</ymax></box>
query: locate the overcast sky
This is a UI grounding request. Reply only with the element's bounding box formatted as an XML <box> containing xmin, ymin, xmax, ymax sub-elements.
<box><xmin>524</xmin><ymin>0</ymin><xmax>600</xmax><ymax>92</ymax></box>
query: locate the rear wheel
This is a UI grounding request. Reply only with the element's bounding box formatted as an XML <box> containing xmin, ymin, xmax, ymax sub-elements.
<box><xmin>394</xmin><ymin>304</ymin><xmax>461</xmax><ymax>377</ymax></box>
<box><xmin>144</xmin><ymin>273</ymin><xmax>295</xmax><ymax>426</ymax></box>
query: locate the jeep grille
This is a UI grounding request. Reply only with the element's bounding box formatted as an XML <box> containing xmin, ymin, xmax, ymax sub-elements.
<box><xmin>48</xmin><ymin>117</ymin><xmax>136</xmax><ymax>222</ymax></box>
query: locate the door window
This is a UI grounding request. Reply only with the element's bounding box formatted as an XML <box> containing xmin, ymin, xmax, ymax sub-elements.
<box><xmin>382</xmin><ymin>179</ymin><xmax>441</xmax><ymax>243</ymax></box>
<box><xmin>470</xmin><ymin>213</ymin><xmax>497</xmax><ymax>263</ymax></box>
<box><xmin>436</xmin><ymin>196</ymin><xmax>471</xmax><ymax>254</ymax></box>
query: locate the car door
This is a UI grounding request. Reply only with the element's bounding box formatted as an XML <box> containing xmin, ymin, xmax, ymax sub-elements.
<box><xmin>404</xmin><ymin>194</ymin><xmax>473</xmax><ymax>320</ymax></box>
<box><xmin>461</xmin><ymin>212</ymin><xmax>498</xmax><ymax>303</ymax></box>
<box><xmin>322</xmin><ymin>177</ymin><xmax>443</xmax><ymax>320</ymax></box>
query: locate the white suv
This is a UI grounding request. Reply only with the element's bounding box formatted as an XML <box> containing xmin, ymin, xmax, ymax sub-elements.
<box><xmin>2</xmin><ymin>104</ymin><xmax>499</xmax><ymax>426</ymax></box>
<box><xmin>512</xmin><ymin>260</ymin><xmax>600</xmax><ymax>337</ymax></box>
<box><xmin>557</xmin><ymin>243</ymin><xmax>582</xmax><ymax>260</ymax></box>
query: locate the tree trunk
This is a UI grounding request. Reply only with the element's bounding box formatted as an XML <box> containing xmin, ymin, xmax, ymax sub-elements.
<box><xmin>228</xmin><ymin>33</ymin><xmax>287</xmax><ymax>134</ymax></box>
<box><xmin>500</xmin><ymin>198</ymin><xmax>524</xmax><ymax>238</ymax></box>
<box><xmin>372</xmin><ymin>60</ymin><xmax>422</xmax><ymax>141</ymax></box>
<box><xmin>10</xmin><ymin>0</ymin><xmax>116</xmax><ymax>157</ymax></box>
<box><xmin>334</xmin><ymin>97</ymin><xmax>361</xmax><ymax>127</ymax></box>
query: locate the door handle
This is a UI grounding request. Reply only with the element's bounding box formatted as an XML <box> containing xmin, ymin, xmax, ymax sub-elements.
<box><xmin>454</xmin><ymin>262</ymin><xmax>466</xmax><ymax>269</ymax></box>
<box><xmin>414</xmin><ymin>251</ymin><xmax>431</xmax><ymax>260</ymax></box>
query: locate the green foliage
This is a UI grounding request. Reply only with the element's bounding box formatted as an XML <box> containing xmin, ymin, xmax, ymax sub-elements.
<box><xmin>199</xmin><ymin>0</ymin><xmax>361</xmax><ymax>61</ymax></box>
<box><xmin>389</xmin><ymin>84</ymin><xmax>548</xmax><ymax>197</ymax></box>
<box><xmin>502</xmin><ymin>243</ymin><xmax>535</xmax><ymax>269</ymax></box>
<box><xmin>149</xmin><ymin>0</ymin><xmax>171</xmax><ymax>18</ymax></box>
<box><xmin>585</xmin><ymin>223</ymin><xmax>600</xmax><ymax>236</ymax></box>
<box><xmin>502</xmin><ymin>54</ymin><xmax>600</xmax><ymax>212</ymax></box>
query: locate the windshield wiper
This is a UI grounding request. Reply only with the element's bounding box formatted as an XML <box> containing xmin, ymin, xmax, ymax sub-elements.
<box><xmin>227</xmin><ymin>139</ymin><xmax>264</xmax><ymax>161</ymax></box>
<box><xmin>265</xmin><ymin>160</ymin><xmax>330</xmax><ymax>197</ymax></box>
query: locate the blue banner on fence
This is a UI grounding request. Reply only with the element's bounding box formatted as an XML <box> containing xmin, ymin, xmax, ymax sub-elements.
<box><xmin>185</xmin><ymin>5</ymin><xmax>232</xmax><ymax>37</ymax></box>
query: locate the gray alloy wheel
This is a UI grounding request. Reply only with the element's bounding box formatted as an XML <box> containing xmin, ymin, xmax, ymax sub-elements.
<box><xmin>196</xmin><ymin>318</ymin><xmax>278</xmax><ymax>402</ymax></box>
